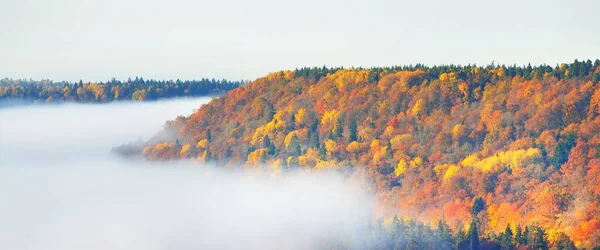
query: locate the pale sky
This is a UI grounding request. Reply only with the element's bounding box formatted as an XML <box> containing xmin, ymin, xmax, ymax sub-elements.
<box><xmin>1</xmin><ymin>0</ymin><xmax>599</xmax><ymax>82</ymax></box>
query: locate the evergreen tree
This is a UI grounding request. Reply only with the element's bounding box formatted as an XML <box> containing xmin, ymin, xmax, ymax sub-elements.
<box><xmin>348</xmin><ymin>118</ymin><xmax>358</xmax><ymax>142</ymax></box>
<box><xmin>310</xmin><ymin>130</ymin><xmax>319</xmax><ymax>149</ymax></box>
<box><xmin>501</xmin><ymin>223</ymin><xmax>514</xmax><ymax>250</ymax></box>
<box><xmin>289</xmin><ymin>134</ymin><xmax>301</xmax><ymax>156</ymax></box>
<box><xmin>472</xmin><ymin>197</ymin><xmax>485</xmax><ymax>217</ymax></box>
<box><xmin>532</xmin><ymin>227</ymin><xmax>548</xmax><ymax>250</ymax></box>
<box><xmin>551</xmin><ymin>133</ymin><xmax>576</xmax><ymax>169</ymax></box>
<box><xmin>334</xmin><ymin>119</ymin><xmax>343</xmax><ymax>139</ymax></box>
<box><xmin>266</xmin><ymin>102</ymin><xmax>276</xmax><ymax>121</ymax></box>
<box><xmin>515</xmin><ymin>224</ymin><xmax>524</xmax><ymax>245</ymax></box>
<box><xmin>263</xmin><ymin>136</ymin><xmax>276</xmax><ymax>155</ymax></box>
<box><xmin>468</xmin><ymin>220</ymin><xmax>479</xmax><ymax>250</ymax></box>
<box><xmin>206</xmin><ymin>130</ymin><xmax>212</xmax><ymax>142</ymax></box>
<box><xmin>319</xmin><ymin>143</ymin><xmax>327</xmax><ymax>160</ymax></box>
<box><xmin>555</xmin><ymin>232</ymin><xmax>576</xmax><ymax>250</ymax></box>
<box><xmin>455</xmin><ymin>229</ymin><xmax>468</xmax><ymax>249</ymax></box>
<box><xmin>437</xmin><ymin>220</ymin><xmax>452</xmax><ymax>249</ymax></box>
<box><xmin>386</xmin><ymin>141</ymin><xmax>393</xmax><ymax>159</ymax></box>
<box><xmin>523</xmin><ymin>226</ymin><xmax>530</xmax><ymax>245</ymax></box>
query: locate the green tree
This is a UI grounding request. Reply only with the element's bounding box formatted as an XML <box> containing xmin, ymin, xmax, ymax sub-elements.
<box><xmin>348</xmin><ymin>118</ymin><xmax>358</xmax><ymax>142</ymax></box>
<box><xmin>319</xmin><ymin>143</ymin><xmax>327</xmax><ymax>160</ymax></box>
<box><xmin>515</xmin><ymin>224</ymin><xmax>524</xmax><ymax>245</ymax></box>
<box><xmin>437</xmin><ymin>220</ymin><xmax>452</xmax><ymax>249</ymax></box>
<box><xmin>468</xmin><ymin>220</ymin><xmax>479</xmax><ymax>250</ymax></box>
<box><xmin>532</xmin><ymin>227</ymin><xmax>548</xmax><ymax>250</ymax></box>
<box><xmin>289</xmin><ymin>134</ymin><xmax>301</xmax><ymax>156</ymax></box>
<box><xmin>262</xmin><ymin>136</ymin><xmax>276</xmax><ymax>155</ymax></box>
<box><xmin>554</xmin><ymin>232</ymin><xmax>576</xmax><ymax>250</ymax></box>
<box><xmin>501</xmin><ymin>223</ymin><xmax>514</xmax><ymax>250</ymax></box>
<box><xmin>550</xmin><ymin>133</ymin><xmax>576</xmax><ymax>169</ymax></box>
<box><xmin>523</xmin><ymin>226</ymin><xmax>530</xmax><ymax>245</ymax></box>
<box><xmin>472</xmin><ymin>197</ymin><xmax>485</xmax><ymax>217</ymax></box>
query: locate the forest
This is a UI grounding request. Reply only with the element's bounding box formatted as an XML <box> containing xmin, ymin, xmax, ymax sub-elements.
<box><xmin>120</xmin><ymin>59</ymin><xmax>600</xmax><ymax>249</ymax></box>
<box><xmin>0</xmin><ymin>77</ymin><xmax>244</xmax><ymax>103</ymax></box>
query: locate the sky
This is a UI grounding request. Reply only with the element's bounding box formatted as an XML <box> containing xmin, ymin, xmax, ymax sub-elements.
<box><xmin>1</xmin><ymin>0</ymin><xmax>599</xmax><ymax>82</ymax></box>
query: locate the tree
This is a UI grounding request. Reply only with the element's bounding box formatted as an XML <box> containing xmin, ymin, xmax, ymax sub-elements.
<box><xmin>550</xmin><ymin>133</ymin><xmax>576</xmax><ymax>169</ymax></box>
<box><xmin>523</xmin><ymin>226</ymin><xmax>530</xmax><ymax>245</ymax></box>
<box><xmin>468</xmin><ymin>220</ymin><xmax>479</xmax><ymax>250</ymax></box>
<box><xmin>455</xmin><ymin>229</ymin><xmax>468</xmax><ymax>249</ymax></box>
<box><xmin>515</xmin><ymin>224</ymin><xmax>524</xmax><ymax>245</ymax></box>
<box><xmin>593</xmin><ymin>72</ymin><xmax>600</xmax><ymax>83</ymax></box>
<box><xmin>319</xmin><ymin>143</ymin><xmax>327</xmax><ymax>160</ymax></box>
<box><xmin>288</xmin><ymin>134</ymin><xmax>301</xmax><ymax>156</ymax></box>
<box><xmin>266</xmin><ymin>102</ymin><xmax>276</xmax><ymax>121</ymax></box>
<box><xmin>554</xmin><ymin>232</ymin><xmax>576</xmax><ymax>250</ymax></box>
<box><xmin>532</xmin><ymin>227</ymin><xmax>548</xmax><ymax>250</ymax></box>
<box><xmin>501</xmin><ymin>223</ymin><xmax>514</xmax><ymax>250</ymax></box>
<box><xmin>334</xmin><ymin>119</ymin><xmax>343</xmax><ymax>139</ymax></box>
<box><xmin>262</xmin><ymin>136</ymin><xmax>276</xmax><ymax>156</ymax></box>
<box><xmin>437</xmin><ymin>220</ymin><xmax>452</xmax><ymax>249</ymax></box>
<box><xmin>348</xmin><ymin>118</ymin><xmax>358</xmax><ymax>142</ymax></box>
<box><xmin>309</xmin><ymin>131</ymin><xmax>319</xmax><ymax>148</ymax></box>
<box><xmin>472</xmin><ymin>197</ymin><xmax>485</xmax><ymax>217</ymax></box>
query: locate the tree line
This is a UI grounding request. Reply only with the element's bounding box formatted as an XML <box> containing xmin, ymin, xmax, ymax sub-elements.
<box><xmin>0</xmin><ymin>77</ymin><xmax>245</xmax><ymax>104</ymax></box>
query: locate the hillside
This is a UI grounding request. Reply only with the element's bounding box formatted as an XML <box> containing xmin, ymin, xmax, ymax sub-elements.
<box><xmin>134</xmin><ymin>60</ymin><xmax>600</xmax><ymax>247</ymax></box>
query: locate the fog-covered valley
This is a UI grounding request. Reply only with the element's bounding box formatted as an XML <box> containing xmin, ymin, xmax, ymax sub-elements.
<box><xmin>0</xmin><ymin>98</ymin><xmax>374</xmax><ymax>250</ymax></box>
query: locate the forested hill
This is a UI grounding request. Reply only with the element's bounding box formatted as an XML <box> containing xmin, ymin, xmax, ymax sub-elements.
<box><xmin>0</xmin><ymin>77</ymin><xmax>244</xmax><ymax>104</ymax></box>
<box><xmin>132</xmin><ymin>59</ymin><xmax>600</xmax><ymax>248</ymax></box>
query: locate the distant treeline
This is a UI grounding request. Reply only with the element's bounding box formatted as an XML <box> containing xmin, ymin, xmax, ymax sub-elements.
<box><xmin>293</xmin><ymin>59</ymin><xmax>600</xmax><ymax>83</ymax></box>
<box><xmin>0</xmin><ymin>77</ymin><xmax>245</xmax><ymax>103</ymax></box>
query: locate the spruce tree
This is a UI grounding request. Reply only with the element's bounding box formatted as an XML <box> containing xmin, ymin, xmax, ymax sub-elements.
<box><xmin>468</xmin><ymin>220</ymin><xmax>479</xmax><ymax>250</ymax></box>
<box><xmin>289</xmin><ymin>134</ymin><xmax>301</xmax><ymax>156</ymax></box>
<box><xmin>348</xmin><ymin>119</ymin><xmax>358</xmax><ymax>142</ymax></box>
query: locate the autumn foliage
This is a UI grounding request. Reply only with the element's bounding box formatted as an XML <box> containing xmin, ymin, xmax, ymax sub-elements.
<box><xmin>134</xmin><ymin>60</ymin><xmax>600</xmax><ymax>248</ymax></box>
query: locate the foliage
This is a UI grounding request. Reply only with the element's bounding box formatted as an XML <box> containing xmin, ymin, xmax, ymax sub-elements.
<box><xmin>131</xmin><ymin>59</ymin><xmax>600</xmax><ymax>248</ymax></box>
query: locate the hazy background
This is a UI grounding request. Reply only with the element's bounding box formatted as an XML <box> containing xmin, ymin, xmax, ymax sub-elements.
<box><xmin>1</xmin><ymin>0</ymin><xmax>599</xmax><ymax>82</ymax></box>
<box><xmin>0</xmin><ymin>98</ymin><xmax>374</xmax><ymax>250</ymax></box>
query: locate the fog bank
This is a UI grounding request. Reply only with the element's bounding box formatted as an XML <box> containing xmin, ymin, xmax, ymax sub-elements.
<box><xmin>0</xmin><ymin>98</ymin><xmax>375</xmax><ymax>250</ymax></box>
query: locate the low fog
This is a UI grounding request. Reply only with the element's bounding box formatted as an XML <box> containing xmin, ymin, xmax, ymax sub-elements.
<box><xmin>0</xmin><ymin>98</ymin><xmax>375</xmax><ymax>250</ymax></box>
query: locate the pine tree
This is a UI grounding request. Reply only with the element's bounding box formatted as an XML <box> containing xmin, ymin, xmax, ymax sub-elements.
<box><xmin>515</xmin><ymin>224</ymin><xmax>524</xmax><ymax>245</ymax></box>
<box><xmin>386</xmin><ymin>141</ymin><xmax>393</xmax><ymax>159</ymax></box>
<box><xmin>532</xmin><ymin>227</ymin><xmax>548</xmax><ymax>250</ymax></box>
<box><xmin>468</xmin><ymin>220</ymin><xmax>479</xmax><ymax>250</ymax></box>
<box><xmin>455</xmin><ymin>229</ymin><xmax>468</xmax><ymax>249</ymax></box>
<box><xmin>348</xmin><ymin>119</ymin><xmax>358</xmax><ymax>142</ymax></box>
<box><xmin>206</xmin><ymin>130</ymin><xmax>212</xmax><ymax>142</ymax></box>
<box><xmin>334</xmin><ymin>119</ymin><xmax>343</xmax><ymax>139</ymax></box>
<box><xmin>289</xmin><ymin>134</ymin><xmax>301</xmax><ymax>156</ymax></box>
<box><xmin>319</xmin><ymin>144</ymin><xmax>327</xmax><ymax>160</ymax></box>
<box><xmin>472</xmin><ymin>197</ymin><xmax>485</xmax><ymax>217</ymax></box>
<box><xmin>501</xmin><ymin>223</ymin><xmax>514</xmax><ymax>250</ymax></box>
<box><xmin>551</xmin><ymin>133</ymin><xmax>576</xmax><ymax>169</ymax></box>
<box><xmin>592</xmin><ymin>72</ymin><xmax>600</xmax><ymax>83</ymax></box>
<box><xmin>263</xmin><ymin>136</ymin><xmax>276</xmax><ymax>155</ymax></box>
<box><xmin>266</xmin><ymin>102</ymin><xmax>275</xmax><ymax>121</ymax></box>
<box><xmin>310</xmin><ymin>131</ymin><xmax>319</xmax><ymax>149</ymax></box>
<box><xmin>523</xmin><ymin>226</ymin><xmax>530</xmax><ymax>245</ymax></box>
<box><xmin>437</xmin><ymin>220</ymin><xmax>452</xmax><ymax>249</ymax></box>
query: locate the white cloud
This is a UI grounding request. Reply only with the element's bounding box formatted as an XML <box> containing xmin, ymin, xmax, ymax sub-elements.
<box><xmin>0</xmin><ymin>98</ymin><xmax>375</xmax><ymax>250</ymax></box>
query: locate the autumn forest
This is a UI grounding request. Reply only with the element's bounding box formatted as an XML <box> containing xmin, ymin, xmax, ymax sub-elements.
<box><xmin>4</xmin><ymin>59</ymin><xmax>600</xmax><ymax>249</ymax></box>
<box><xmin>112</xmin><ymin>59</ymin><xmax>600</xmax><ymax>249</ymax></box>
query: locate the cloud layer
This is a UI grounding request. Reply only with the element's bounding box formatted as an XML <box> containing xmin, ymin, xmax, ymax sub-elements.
<box><xmin>0</xmin><ymin>98</ymin><xmax>374</xmax><ymax>250</ymax></box>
